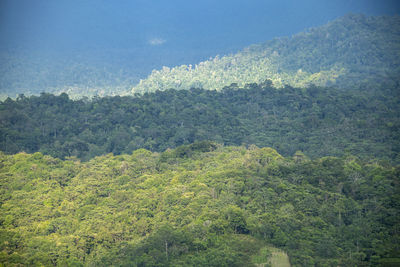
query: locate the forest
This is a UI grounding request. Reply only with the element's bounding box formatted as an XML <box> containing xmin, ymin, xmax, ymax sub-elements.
<box><xmin>0</xmin><ymin>143</ymin><xmax>399</xmax><ymax>266</ymax></box>
<box><xmin>1</xmin><ymin>12</ymin><xmax>400</xmax><ymax>267</ymax></box>
<box><xmin>1</xmin><ymin>81</ymin><xmax>399</xmax><ymax>266</ymax></box>
<box><xmin>132</xmin><ymin>14</ymin><xmax>400</xmax><ymax>94</ymax></box>
<box><xmin>1</xmin><ymin>82</ymin><xmax>399</xmax><ymax>163</ymax></box>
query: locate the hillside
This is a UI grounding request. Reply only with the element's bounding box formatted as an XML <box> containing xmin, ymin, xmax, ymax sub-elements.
<box><xmin>0</xmin><ymin>46</ymin><xmax>222</xmax><ymax>99</ymax></box>
<box><xmin>0</xmin><ymin>144</ymin><xmax>399</xmax><ymax>266</ymax></box>
<box><xmin>1</xmin><ymin>11</ymin><xmax>400</xmax><ymax>267</ymax></box>
<box><xmin>132</xmin><ymin>14</ymin><xmax>400</xmax><ymax>94</ymax></box>
<box><xmin>2</xmin><ymin>14</ymin><xmax>398</xmax><ymax>99</ymax></box>
<box><xmin>1</xmin><ymin>82</ymin><xmax>399</xmax><ymax>162</ymax></box>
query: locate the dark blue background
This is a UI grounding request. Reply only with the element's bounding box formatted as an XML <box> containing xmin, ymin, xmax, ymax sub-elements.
<box><xmin>0</xmin><ymin>0</ymin><xmax>399</xmax><ymax>88</ymax></box>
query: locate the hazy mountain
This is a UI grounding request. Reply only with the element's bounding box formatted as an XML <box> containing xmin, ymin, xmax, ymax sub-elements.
<box><xmin>132</xmin><ymin>14</ymin><xmax>400</xmax><ymax>94</ymax></box>
<box><xmin>0</xmin><ymin>47</ymin><xmax>218</xmax><ymax>99</ymax></box>
<box><xmin>1</xmin><ymin>14</ymin><xmax>399</xmax><ymax>99</ymax></box>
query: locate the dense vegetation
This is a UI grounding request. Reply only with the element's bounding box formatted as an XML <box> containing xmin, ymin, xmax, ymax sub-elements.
<box><xmin>0</xmin><ymin>144</ymin><xmax>399</xmax><ymax>266</ymax></box>
<box><xmin>1</xmin><ymin>82</ymin><xmax>399</xmax><ymax>162</ymax></box>
<box><xmin>1</xmin><ymin>13</ymin><xmax>399</xmax><ymax>267</ymax></box>
<box><xmin>132</xmin><ymin>14</ymin><xmax>400</xmax><ymax>94</ymax></box>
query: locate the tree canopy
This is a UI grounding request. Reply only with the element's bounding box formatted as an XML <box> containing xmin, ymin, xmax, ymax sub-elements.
<box><xmin>132</xmin><ymin>14</ymin><xmax>400</xmax><ymax>94</ymax></box>
<box><xmin>0</xmin><ymin>144</ymin><xmax>399</xmax><ymax>266</ymax></box>
<box><xmin>1</xmin><ymin>82</ymin><xmax>399</xmax><ymax>163</ymax></box>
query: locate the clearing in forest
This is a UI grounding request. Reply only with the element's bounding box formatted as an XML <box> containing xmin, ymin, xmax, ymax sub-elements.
<box><xmin>253</xmin><ymin>246</ymin><xmax>291</xmax><ymax>267</ymax></box>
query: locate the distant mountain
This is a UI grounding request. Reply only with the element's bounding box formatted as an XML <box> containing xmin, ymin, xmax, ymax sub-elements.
<box><xmin>132</xmin><ymin>14</ymin><xmax>400</xmax><ymax>94</ymax></box>
<box><xmin>0</xmin><ymin>49</ymin><xmax>136</xmax><ymax>99</ymax></box>
<box><xmin>2</xmin><ymin>14</ymin><xmax>398</xmax><ymax>99</ymax></box>
<box><xmin>0</xmin><ymin>47</ymin><xmax>221</xmax><ymax>99</ymax></box>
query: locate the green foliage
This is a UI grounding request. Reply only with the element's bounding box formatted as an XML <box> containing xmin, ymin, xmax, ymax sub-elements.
<box><xmin>0</xmin><ymin>15</ymin><xmax>399</xmax><ymax>266</ymax></box>
<box><xmin>132</xmin><ymin>14</ymin><xmax>400</xmax><ymax>94</ymax></box>
<box><xmin>1</xmin><ymin>83</ymin><xmax>399</xmax><ymax>163</ymax></box>
<box><xmin>0</xmin><ymin>146</ymin><xmax>398</xmax><ymax>266</ymax></box>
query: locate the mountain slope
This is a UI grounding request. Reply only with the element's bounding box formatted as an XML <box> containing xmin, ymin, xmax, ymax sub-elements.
<box><xmin>0</xmin><ymin>144</ymin><xmax>399</xmax><ymax>266</ymax></box>
<box><xmin>0</xmin><ymin>47</ymin><xmax>221</xmax><ymax>99</ymax></box>
<box><xmin>132</xmin><ymin>14</ymin><xmax>400</xmax><ymax>94</ymax></box>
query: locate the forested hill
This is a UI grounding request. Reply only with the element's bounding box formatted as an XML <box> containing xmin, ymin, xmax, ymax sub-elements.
<box><xmin>1</xmin><ymin>82</ymin><xmax>399</xmax><ymax>162</ymax></box>
<box><xmin>0</xmin><ymin>145</ymin><xmax>399</xmax><ymax>266</ymax></box>
<box><xmin>132</xmin><ymin>14</ymin><xmax>400</xmax><ymax>94</ymax></box>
